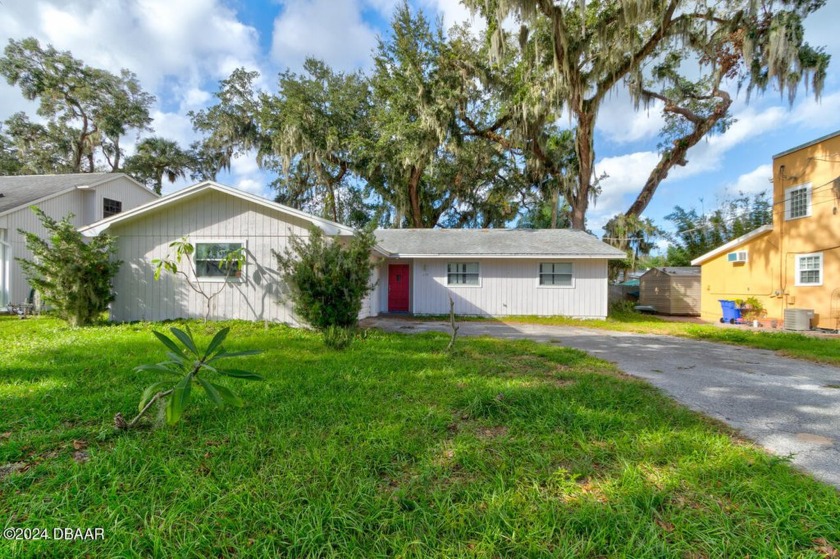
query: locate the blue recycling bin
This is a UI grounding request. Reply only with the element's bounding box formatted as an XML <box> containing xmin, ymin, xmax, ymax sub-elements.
<box><xmin>719</xmin><ymin>300</ymin><xmax>742</xmax><ymax>324</ymax></box>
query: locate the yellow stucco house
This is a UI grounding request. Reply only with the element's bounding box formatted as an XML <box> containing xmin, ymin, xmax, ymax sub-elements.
<box><xmin>692</xmin><ymin>131</ymin><xmax>840</xmax><ymax>329</ymax></box>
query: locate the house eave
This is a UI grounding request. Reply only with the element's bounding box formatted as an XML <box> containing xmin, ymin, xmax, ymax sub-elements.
<box><xmin>0</xmin><ymin>186</ymin><xmax>77</xmax><ymax>219</ymax></box>
<box><xmin>773</xmin><ymin>129</ymin><xmax>840</xmax><ymax>159</ymax></box>
<box><xmin>690</xmin><ymin>224</ymin><xmax>774</xmax><ymax>266</ymax></box>
<box><xmin>0</xmin><ymin>173</ymin><xmax>156</xmax><ymax>220</ymax></box>
<box><xmin>80</xmin><ymin>181</ymin><xmax>356</xmax><ymax>237</ymax></box>
<box><xmin>379</xmin><ymin>253</ymin><xmax>626</xmax><ymax>260</ymax></box>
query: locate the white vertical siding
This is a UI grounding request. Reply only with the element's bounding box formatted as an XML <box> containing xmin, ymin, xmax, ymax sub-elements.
<box><xmin>5</xmin><ymin>191</ymin><xmax>87</xmax><ymax>304</ymax></box>
<box><xmin>108</xmin><ymin>190</ymin><xmax>314</xmax><ymax>323</ymax></box>
<box><xmin>410</xmin><ymin>258</ymin><xmax>609</xmax><ymax>318</ymax></box>
<box><xmin>361</xmin><ymin>264</ymin><xmax>381</xmax><ymax>318</ymax></box>
<box><xmin>91</xmin><ymin>177</ymin><xmax>157</xmax><ymax>221</ymax></box>
<box><xmin>0</xmin><ymin>228</ymin><xmax>8</xmax><ymax>307</ymax></box>
<box><xmin>3</xmin><ymin>177</ymin><xmax>156</xmax><ymax>306</ymax></box>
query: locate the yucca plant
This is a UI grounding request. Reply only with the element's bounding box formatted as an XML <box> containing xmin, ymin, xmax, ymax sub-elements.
<box><xmin>116</xmin><ymin>326</ymin><xmax>263</xmax><ymax>429</ymax></box>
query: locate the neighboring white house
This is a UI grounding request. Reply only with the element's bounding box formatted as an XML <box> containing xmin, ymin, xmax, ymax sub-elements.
<box><xmin>80</xmin><ymin>181</ymin><xmax>626</xmax><ymax>323</ymax></box>
<box><xmin>0</xmin><ymin>173</ymin><xmax>158</xmax><ymax>307</ymax></box>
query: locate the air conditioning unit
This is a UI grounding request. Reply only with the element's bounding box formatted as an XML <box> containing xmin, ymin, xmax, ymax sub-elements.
<box><xmin>784</xmin><ymin>308</ymin><xmax>814</xmax><ymax>331</ymax></box>
<box><xmin>727</xmin><ymin>251</ymin><xmax>748</xmax><ymax>263</ymax></box>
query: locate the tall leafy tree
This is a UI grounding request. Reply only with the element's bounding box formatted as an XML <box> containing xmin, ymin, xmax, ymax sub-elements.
<box><xmin>452</xmin><ymin>21</ymin><xmax>582</xmax><ymax>229</ymax></box>
<box><xmin>368</xmin><ymin>2</ymin><xmax>520</xmax><ymax>228</ymax></box>
<box><xmin>191</xmin><ymin>4</ymin><xmax>519</xmax><ymax>229</ymax></box>
<box><xmin>465</xmin><ymin>0</ymin><xmax>829</xmax><ymax>228</ymax></box>
<box><xmin>261</xmin><ymin>59</ymin><xmax>372</xmax><ymax>223</ymax></box>
<box><xmin>603</xmin><ymin>214</ymin><xmax>664</xmax><ymax>279</ymax></box>
<box><xmin>124</xmin><ymin>137</ymin><xmax>194</xmax><ymax>194</ymax></box>
<box><xmin>665</xmin><ymin>192</ymin><xmax>772</xmax><ymax>265</ymax></box>
<box><xmin>189</xmin><ymin>68</ymin><xmax>265</xmax><ymax>177</ymax></box>
<box><xmin>0</xmin><ymin>113</ymin><xmax>76</xmax><ymax>174</ymax></box>
<box><xmin>0</xmin><ymin>125</ymin><xmax>22</xmax><ymax>175</ymax></box>
<box><xmin>0</xmin><ymin>37</ymin><xmax>154</xmax><ymax>173</ymax></box>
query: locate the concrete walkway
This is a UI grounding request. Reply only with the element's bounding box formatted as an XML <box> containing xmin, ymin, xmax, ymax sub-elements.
<box><xmin>363</xmin><ymin>317</ymin><xmax>840</xmax><ymax>489</ymax></box>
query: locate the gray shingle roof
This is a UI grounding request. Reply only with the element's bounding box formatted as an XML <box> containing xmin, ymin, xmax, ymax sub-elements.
<box><xmin>0</xmin><ymin>173</ymin><xmax>114</xmax><ymax>214</ymax></box>
<box><xmin>651</xmin><ymin>267</ymin><xmax>701</xmax><ymax>276</ymax></box>
<box><xmin>374</xmin><ymin>228</ymin><xmax>627</xmax><ymax>259</ymax></box>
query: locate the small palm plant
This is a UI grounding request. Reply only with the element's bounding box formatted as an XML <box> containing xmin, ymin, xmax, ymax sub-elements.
<box><xmin>116</xmin><ymin>326</ymin><xmax>263</xmax><ymax>429</ymax></box>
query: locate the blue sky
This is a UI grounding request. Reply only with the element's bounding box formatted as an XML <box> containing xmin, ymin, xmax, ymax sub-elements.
<box><xmin>1</xmin><ymin>0</ymin><xmax>839</xmax><ymax>238</ymax></box>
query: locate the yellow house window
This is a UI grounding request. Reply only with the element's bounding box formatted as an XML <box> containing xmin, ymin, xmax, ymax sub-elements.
<box><xmin>785</xmin><ymin>183</ymin><xmax>811</xmax><ymax>220</ymax></box>
<box><xmin>795</xmin><ymin>252</ymin><xmax>822</xmax><ymax>286</ymax></box>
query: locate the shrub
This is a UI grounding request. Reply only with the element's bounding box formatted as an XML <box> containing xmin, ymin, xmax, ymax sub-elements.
<box><xmin>608</xmin><ymin>299</ymin><xmax>638</xmax><ymax>316</ymax></box>
<box><xmin>275</xmin><ymin>227</ymin><xmax>376</xmax><ymax>346</ymax></box>
<box><xmin>17</xmin><ymin>207</ymin><xmax>121</xmax><ymax>326</ymax></box>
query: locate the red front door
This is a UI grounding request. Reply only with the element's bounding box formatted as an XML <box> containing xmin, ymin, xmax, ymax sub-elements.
<box><xmin>388</xmin><ymin>264</ymin><xmax>410</xmax><ymax>312</ymax></box>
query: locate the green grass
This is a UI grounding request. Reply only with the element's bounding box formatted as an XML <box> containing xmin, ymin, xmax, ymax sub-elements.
<box><xmin>1</xmin><ymin>316</ymin><xmax>839</xmax><ymax>558</ymax></box>
<box><xmin>417</xmin><ymin>309</ymin><xmax>840</xmax><ymax>366</ymax></box>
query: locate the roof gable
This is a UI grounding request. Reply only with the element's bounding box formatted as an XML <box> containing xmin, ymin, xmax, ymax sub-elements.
<box><xmin>373</xmin><ymin>228</ymin><xmax>626</xmax><ymax>259</ymax></box>
<box><xmin>643</xmin><ymin>267</ymin><xmax>700</xmax><ymax>277</ymax></box>
<box><xmin>0</xmin><ymin>173</ymin><xmax>155</xmax><ymax>216</ymax></box>
<box><xmin>80</xmin><ymin>180</ymin><xmax>355</xmax><ymax>237</ymax></box>
<box><xmin>690</xmin><ymin>224</ymin><xmax>773</xmax><ymax>266</ymax></box>
<box><xmin>773</xmin><ymin>129</ymin><xmax>840</xmax><ymax>159</ymax></box>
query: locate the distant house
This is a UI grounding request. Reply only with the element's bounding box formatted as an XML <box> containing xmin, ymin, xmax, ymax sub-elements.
<box><xmin>80</xmin><ymin>181</ymin><xmax>626</xmax><ymax>323</ymax></box>
<box><xmin>0</xmin><ymin>173</ymin><xmax>158</xmax><ymax>307</ymax></box>
<box><xmin>638</xmin><ymin>267</ymin><xmax>701</xmax><ymax>315</ymax></box>
<box><xmin>691</xmin><ymin>131</ymin><xmax>840</xmax><ymax>328</ymax></box>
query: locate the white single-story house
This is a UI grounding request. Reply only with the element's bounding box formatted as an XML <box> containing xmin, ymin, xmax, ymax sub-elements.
<box><xmin>372</xmin><ymin>228</ymin><xmax>625</xmax><ymax>317</ymax></box>
<box><xmin>80</xmin><ymin>181</ymin><xmax>626</xmax><ymax>323</ymax></box>
<box><xmin>0</xmin><ymin>173</ymin><xmax>158</xmax><ymax>307</ymax></box>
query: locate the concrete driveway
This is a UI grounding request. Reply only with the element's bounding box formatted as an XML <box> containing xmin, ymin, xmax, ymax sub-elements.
<box><xmin>364</xmin><ymin>317</ymin><xmax>840</xmax><ymax>489</ymax></box>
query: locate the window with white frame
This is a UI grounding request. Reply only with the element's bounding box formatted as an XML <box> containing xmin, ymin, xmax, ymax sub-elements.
<box><xmin>785</xmin><ymin>183</ymin><xmax>811</xmax><ymax>220</ymax></box>
<box><xmin>539</xmin><ymin>262</ymin><xmax>573</xmax><ymax>286</ymax></box>
<box><xmin>195</xmin><ymin>242</ymin><xmax>245</xmax><ymax>280</ymax></box>
<box><xmin>795</xmin><ymin>252</ymin><xmax>822</xmax><ymax>286</ymax></box>
<box><xmin>447</xmin><ymin>262</ymin><xmax>479</xmax><ymax>285</ymax></box>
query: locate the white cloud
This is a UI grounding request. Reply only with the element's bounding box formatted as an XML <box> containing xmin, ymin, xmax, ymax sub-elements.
<box><xmin>589</xmin><ymin>150</ymin><xmax>661</xmax><ymax>226</ymax></box>
<box><xmin>587</xmin><ymin>89</ymin><xmax>835</xmax><ymax>226</ymax></box>
<box><xmin>149</xmin><ymin>111</ymin><xmax>196</xmax><ymax>149</ymax></box>
<box><xmin>271</xmin><ymin>0</ymin><xmax>383</xmax><ymax>72</ymax></box>
<box><xmin>788</xmin><ymin>91</ymin><xmax>840</xmax><ymax>129</ymax></box>
<box><xmin>227</xmin><ymin>152</ymin><xmax>273</xmax><ymax>197</ymax></box>
<box><xmin>596</xmin><ymin>94</ymin><xmax>666</xmax><ymax>145</ymax></box>
<box><xmin>14</xmin><ymin>0</ymin><xmax>261</xmax><ymax>88</ymax></box>
<box><xmin>422</xmin><ymin>0</ymin><xmax>486</xmax><ymax>34</ymax></box>
<box><xmin>723</xmin><ymin>164</ymin><xmax>773</xmax><ymax>196</ymax></box>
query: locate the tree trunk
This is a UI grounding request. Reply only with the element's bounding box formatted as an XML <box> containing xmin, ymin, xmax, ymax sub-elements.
<box><xmin>325</xmin><ymin>162</ymin><xmax>348</xmax><ymax>223</ymax></box>
<box><xmin>570</xmin><ymin>111</ymin><xmax>595</xmax><ymax>230</ymax></box>
<box><xmin>624</xmin><ymin>94</ymin><xmax>732</xmax><ymax>218</ymax></box>
<box><xmin>111</xmin><ymin>138</ymin><xmax>121</xmax><ymax>171</ymax></box>
<box><xmin>550</xmin><ymin>187</ymin><xmax>559</xmax><ymax>229</ymax></box>
<box><xmin>407</xmin><ymin>165</ymin><xmax>424</xmax><ymax>228</ymax></box>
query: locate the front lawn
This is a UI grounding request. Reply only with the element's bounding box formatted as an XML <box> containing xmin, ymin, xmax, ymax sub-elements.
<box><xmin>1</xmin><ymin>317</ymin><xmax>838</xmax><ymax>557</ymax></box>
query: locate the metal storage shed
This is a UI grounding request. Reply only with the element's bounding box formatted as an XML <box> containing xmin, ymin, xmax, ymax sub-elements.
<box><xmin>638</xmin><ymin>267</ymin><xmax>701</xmax><ymax>315</ymax></box>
